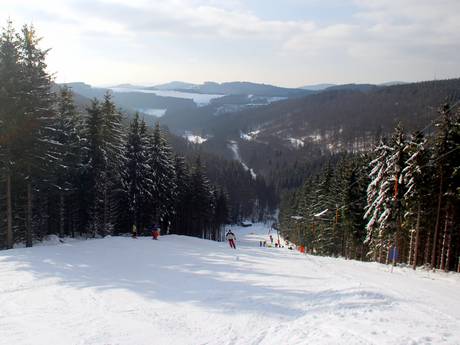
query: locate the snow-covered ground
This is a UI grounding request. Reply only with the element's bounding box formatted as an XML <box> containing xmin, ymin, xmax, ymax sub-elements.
<box><xmin>1</xmin><ymin>224</ymin><xmax>460</xmax><ymax>345</ymax></box>
<box><xmin>184</xmin><ymin>133</ymin><xmax>208</xmax><ymax>144</ymax></box>
<box><xmin>110</xmin><ymin>87</ymin><xmax>224</xmax><ymax>106</ymax></box>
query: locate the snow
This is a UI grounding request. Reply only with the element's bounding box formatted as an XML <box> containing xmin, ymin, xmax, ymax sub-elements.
<box><xmin>184</xmin><ymin>133</ymin><xmax>207</xmax><ymax>144</ymax></box>
<box><xmin>228</xmin><ymin>140</ymin><xmax>257</xmax><ymax>179</ymax></box>
<box><xmin>1</xmin><ymin>224</ymin><xmax>460</xmax><ymax>345</ymax></box>
<box><xmin>288</xmin><ymin>137</ymin><xmax>304</xmax><ymax>148</ymax></box>
<box><xmin>314</xmin><ymin>209</ymin><xmax>329</xmax><ymax>217</ymax></box>
<box><xmin>140</xmin><ymin>108</ymin><xmax>167</xmax><ymax>117</ymax></box>
<box><xmin>110</xmin><ymin>87</ymin><xmax>224</xmax><ymax>106</ymax></box>
<box><xmin>240</xmin><ymin>130</ymin><xmax>261</xmax><ymax>141</ymax></box>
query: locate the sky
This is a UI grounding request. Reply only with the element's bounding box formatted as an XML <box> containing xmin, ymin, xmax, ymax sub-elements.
<box><xmin>2</xmin><ymin>0</ymin><xmax>460</xmax><ymax>87</ymax></box>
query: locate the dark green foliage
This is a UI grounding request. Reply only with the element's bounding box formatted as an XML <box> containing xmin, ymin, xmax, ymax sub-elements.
<box><xmin>0</xmin><ymin>21</ymin><xmax>234</xmax><ymax>248</ymax></box>
<box><xmin>280</xmin><ymin>106</ymin><xmax>460</xmax><ymax>271</ymax></box>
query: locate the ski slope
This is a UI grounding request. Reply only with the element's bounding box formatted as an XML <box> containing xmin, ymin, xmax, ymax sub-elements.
<box><xmin>1</xmin><ymin>224</ymin><xmax>459</xmax><ymax>345</ymax></box>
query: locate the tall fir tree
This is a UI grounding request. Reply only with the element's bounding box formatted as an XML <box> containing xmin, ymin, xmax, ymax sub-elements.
<box><xmin>0</xmin><ymin>20</ymin><xmax>23</xmax><ymax>248</ymax></box>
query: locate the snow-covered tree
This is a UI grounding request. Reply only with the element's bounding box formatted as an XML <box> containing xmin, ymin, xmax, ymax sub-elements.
<box><xmin>147</xmin><ymin>123</ymin><xmax>177</xmax><ymax>233</ymax></box>
<box><xmin>364</xmin><ymin>138</ymin><xmax>393</xmax><ymax>262</ymax></box>
<box><xmin>18</xmin><ymin>24</ymin><xmax>57</xmax><ymax>247</ymax></box>
<box><xmin>401</xmin><ymin>131</ymin><xmax>431</xmax><ymax>268</ymax></box>
<box><xmin>120</xmin><ymin>114</ymin><xmax>152</xmax><ymax>232</ymax></box>
<box><xmin>53</xmin><ymin>86</ymin><xmax>84</xmax><ymax>237</ymax></box>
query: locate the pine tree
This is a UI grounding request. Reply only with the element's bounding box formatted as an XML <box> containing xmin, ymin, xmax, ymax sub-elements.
<box><xmin>100</xmin><ymin>92</ymin><xmax>125</xmax><ymax>234</ymax></box>
<box><xmin>120</xmin><ymin>114</ymin><xmax>152</xmax><ymax>233</ymax></box>
<box><xmin>431</xmin><ymin>104</ymin><xmax>460</xmax><ymax>269</ymax></box>
<box><xmin>431</xmin><ymin>103</ymin><xmax>460</xmax><ymax>270</ymax></box>
<box><xmin>0</xmin><ymin>20</ymin><xmax>23</xmax><ymax>248</ymax></box>
<box><xmin>170</xmin><ymin>154</ymin><xmax>192</xmax><ymax>236</ymax></box>
<box><xmin>190</xmin><ymin>156</ymin><xmax>212</xmax><ymax>239</ymax></box>
<box><xmin>53</xmin><ymin>86</ymin><xmax>84</xmax><ymax>238</ymax></box>
<box><xmin>82</xmin><ymin>99</ymin><xmax>106</xmax><ymax>236</ymax></box>
<box><xmin>18</xmin><ymin>24</ymin><xmax>57</xmax><ymax>247</ymax></box>
<box><xmin>364</xmin><ymin>138</ymin><xmax>393</xmax><ymax>262</ymax></box>
<box><xmin>401</xmin><ymin>130</ymin><xmax>431</xmax><ymax>269</ymax></box>
<box><xmin>147</xmin><ymin>123</ymin><xmax>176</xmax><ymax>233</ymax></box>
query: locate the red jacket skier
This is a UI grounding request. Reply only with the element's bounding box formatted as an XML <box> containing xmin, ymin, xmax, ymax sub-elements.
<box><xmin>226</xmin><ymin>230</ymin><xmax>236</xmax><ymax>249</ymax></box>
<box><xmin>152</xmin><ymin>225</ymin><xmax>160</xmax><ymax>240</ymax></box>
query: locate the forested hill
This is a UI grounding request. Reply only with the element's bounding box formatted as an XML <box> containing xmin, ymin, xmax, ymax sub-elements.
<box><xmin>187</xmin><ymin>78</ymin><xmax>460</xmax><ymax>181</ymax></box>
<box><xmin>207</xmin><ymin>78</ymin><xmax>460</xmax><ymax>141</ymax></box>
<box><xmin>156</xmin><ymin>81</ymin><xmax>314</xmax><ymax>97</ymax></box>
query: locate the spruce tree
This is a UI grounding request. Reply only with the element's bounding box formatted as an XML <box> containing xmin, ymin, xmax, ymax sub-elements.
<box><xmin>0</xmin><ymin>20</ymin><xmax>22</xmax><ymax>248</ymax></box>
<box><xmin>190</xmin><ymin>156</ymin><xmax>212</xmax><ymax>239</ymax></box>
<box><xmin>18</xmin><ymin>24</ymin><xmax>57</xmax><ymax>247</ymax></box>
<box><xmin>100</xmin><ymin>92</ymin><xmax>125</xmax><ymax>234</ymax></box>
<box><xmin>401</xmin><ymin>130</ymin><xmax>431</xmax><ymax>268</ymax></box>
<box><xmin>120</xmin><ymin>114</ymin><xmax>152</xmax><ymax>233</ymax></box>
<box><xmin>53</xmin><ymin>86</ymin><xmax>84</xmax><ymax>237</ymax></box>
<box><xmin>147</xmin><ymin>123</ymin><xmax>176</xmax><ymax>233</ymax></box>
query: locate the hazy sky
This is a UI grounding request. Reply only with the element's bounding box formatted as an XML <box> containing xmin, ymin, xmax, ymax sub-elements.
<box><xmin>2</xmin><ymin>0</ymin><xmax>459</xmax><ymax>87</ymax></box>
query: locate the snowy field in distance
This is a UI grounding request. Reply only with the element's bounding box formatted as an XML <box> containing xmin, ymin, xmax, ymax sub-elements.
<box><xmin>1</xmin><ymin>223</ymin><xmax>460</xmax><ymax>345</ymax></box>
<box><xmin>138</xmin><ymin>108</ymin><xmax>167</xmax><ymax>117</ymax></box>
<box><xmin>111</xmin><ymin>87</ymin><xmax>224</xmax><ymax>106</ymax></box>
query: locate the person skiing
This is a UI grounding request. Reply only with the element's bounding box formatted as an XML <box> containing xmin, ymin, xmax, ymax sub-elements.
<box><xmin>131</xmin><ymin>224</ymin><xmax>137</xmax><ymax>239</ymax></box>
<box><xmin>226</xmin><ymin>230</ymin><xmax>236</xmax><ymax>249</ymax></box>
<box><xmin>152</xmin><ymin>225</ymin><xmax>160</xmax><ymax>240</ymax></box>
<box><xmin>269</xmin><ymin>234</ymin><xmax>273</xmax><ymax>244</ymax></box>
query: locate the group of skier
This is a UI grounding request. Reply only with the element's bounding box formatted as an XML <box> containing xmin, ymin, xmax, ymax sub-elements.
<box><xmin>130</xmin><ymin>226</ymin><xmax>280</xmax><ymax>251</ymax></box>
<box><xmin>132</xmin><ymin>224</ymin><xmax>160</xmax><ymax>240</ymax></box>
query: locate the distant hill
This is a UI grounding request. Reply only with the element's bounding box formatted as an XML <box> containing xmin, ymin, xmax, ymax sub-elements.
<box><xmin>174</xmin><ymin>78</ymin><xmax>460</xmax><ymax>177</ymax></box>
<box><xmin>379</xmin><ymin>81</ymin><xmax>407</xmax><ymax>86</ymax></box>
<box><xmin>324</xmin><ymin>83</ymin><xmax>379</xmax><ymax>93</ymax></box>
<box><xmin>300</xmin><ymin>83</ymin><xmax>335</xmax><ymax>91</ymax></box>
<box><xmin>152</xmin><ymin>81</ymin><xmax>314</xmax><ymax>97</ymax></box>
<box><xmin>153</xmin><ymin>81</ymin><xmax>198</xmax><ymax>90</ymax></box>
<box><xmin>61</xmin><ymin>82</ymin><xmax>196</xmax><ymax>121</ymax></box>
<box><xmin>109</xmin><ymin>83</ymin><xmax>148</xmax><ymax>89</ymax></box>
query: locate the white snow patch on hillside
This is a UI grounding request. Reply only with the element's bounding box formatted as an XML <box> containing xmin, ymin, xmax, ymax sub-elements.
<box><xmin>111</xmin><ymin>87</ymin><xmax>223</xmax><ymax>106</ymax></box>
<box><xmin>240</xmin><ymin>129</ymin><xmax>260</xmax><ymax>141</ymax></box>
<box><xmin>1</xmin><ymin>223</ymin><xmax>460</xmax><ymax>345</ymax></box>
<box><xmin>306</xmin><ymin>133</ymin><xmax>322</xmax><ymax>142</ymax></box>
<box><xmin>184</xmin><ymin>132</ymin><xmax>207</xmax><ymax>144</ymax></box>
<box><xmin>288</xmin><ymin>137</ymin><xmax>304</xmax><ymax>148</ymax></box>
<box><xmin>228</xmin><ymin>140</ymin><xmax>257</xmax><ymax>179</ymax></box>
<box><xmin>240</xmin><ymin>132</ymin><xmax>252</xmax><ymax>141</ymax></box>
<box><xmin>140</xmin><ymin>108</ymin><xmax>167</xmax><ymax>117</ymax></box>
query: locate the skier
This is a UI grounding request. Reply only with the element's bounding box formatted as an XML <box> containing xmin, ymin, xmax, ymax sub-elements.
<box><xmin>269</xmin><ymin>235</ymin><xmax>273</xmax><ymax>244</ymax></box>
<box><xmin>131</xmin><ymin>224</ymin><xmax>137</xmax><ymax>239</ymax></box>
<box><xmin>152</xmin><ymin>225</ymin><xmax>160</xmax><ymax>240</ymax></box>
<box><xmin>226</xmin><ymin>230</ymin><xmax>236</xmax><ymax>249</ymax></box>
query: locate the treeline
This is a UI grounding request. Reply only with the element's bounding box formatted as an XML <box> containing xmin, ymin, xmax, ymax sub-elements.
<box><xmin>280</xmin><ymin>104</ymin><xmax>460</xmax><ymax>271</ymax></box>
<box><xmin>166</xmin><ymin>133</ymin><xmax>278</xmax><ymax>223</ymax></box>
<box><xmin>0</xmin><ymin>21</ymin><xmax>233</xmax><ymax>249</ymax></box>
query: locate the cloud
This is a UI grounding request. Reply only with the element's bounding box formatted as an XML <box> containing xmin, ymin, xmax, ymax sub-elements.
<box><xmin>1</xmin><ymin>0</ymin><xmax>459</xmax><ymax>85</ymax></box>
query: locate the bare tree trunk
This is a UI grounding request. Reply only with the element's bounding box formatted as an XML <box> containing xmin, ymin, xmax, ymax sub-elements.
<box><xmin>431</xmin><ymin>170</ymin><xmax>443</xmax><ymax>268</ymax></box>
<box><xmin>412</xmin><ymin>203</ymin><xmax>421</xmax><ymax>270</ymax></box>
<box><xmin>440</xmin><ymin>209</ymin><xmax>449</xmax><ymax>270</ymax></box>
<box><xmin>424</xmin><ymin>227</ymin><xmax>431</xmax><ymax>266</ymax></box>
<box><xmin>445</xmin><ymin>228</ymin><xmax>452</xmax><ymax>272</ymax></box>
<box><xmin>6</xmin><ymin>174</ymin><xmax>13</xmax><ymax>249</ymax></box>
<box><xmin>59</xmin><ymin>192</ymin><xmax>65</xmax><ymax>238</ymax></box>
<box><xmin>26</xmin><ymin>180</ymin><xmax>33</xmax><ymax>247</ymax></box>
<box><xmin>408</xmin><ymin>230</ymin><xmax>414</xmax><ymax>265</ymax></box>
<box><xmin>441</xmin><ymin>204</ymin><xmax>452</xmax><ymax>271</ymax></box>
<box><xmin>103</xmin><ymin>180</ymin><xmax>108</xmax><ymax>236</ymax></box>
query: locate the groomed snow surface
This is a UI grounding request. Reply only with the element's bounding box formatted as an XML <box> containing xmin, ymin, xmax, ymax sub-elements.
<box><xmin>1</xmin><ymin>224</ymin><xmax>459</xmax><ymax>345</ymax></box>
